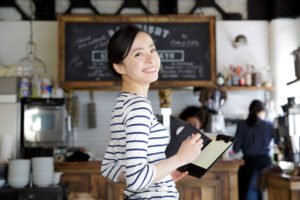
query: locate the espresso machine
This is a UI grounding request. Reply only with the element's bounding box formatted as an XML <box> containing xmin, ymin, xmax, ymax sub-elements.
<box><xmin>274</xmin><ymin>98</ymin><xmax>300</xmax><ymax>174</ymax></box>
<box><xmin>200</xmin><ymin>88</ymin><xmax>226</xmax><ymax>133</ymax></box>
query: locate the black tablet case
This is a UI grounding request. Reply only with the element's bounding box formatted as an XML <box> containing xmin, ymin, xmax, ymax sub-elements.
<box><xmin>165</xmin><ymin>116</ymin><xmax>235</xmax><ymax>179</ymax></box>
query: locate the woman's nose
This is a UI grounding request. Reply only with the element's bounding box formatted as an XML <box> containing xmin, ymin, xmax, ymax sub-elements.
<box><xmin>146</xmin><ymin>53</ymin><xmax>153</xmax><ymax>62</ymax></box>
<box><xmin>146</xmin><ymin>53</ymin><xmax>157</xmax><ymax>63</ymax></box>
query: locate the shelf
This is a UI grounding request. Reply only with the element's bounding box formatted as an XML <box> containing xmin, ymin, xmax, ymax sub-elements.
<box><xmin>221</xmin><ymin>86</ymin><xmax>274</xmax><ymax>91</ymax></box>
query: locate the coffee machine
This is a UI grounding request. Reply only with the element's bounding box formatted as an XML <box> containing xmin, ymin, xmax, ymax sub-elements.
<box><xmin>274</xmin><ymin>98</ymin><xmax>300</xmax><ymax>174</ymax></box>
<box><xmin>200</xmin><ymin>88</ymin><xmax>226</xmax><ymax>133</ymax></box>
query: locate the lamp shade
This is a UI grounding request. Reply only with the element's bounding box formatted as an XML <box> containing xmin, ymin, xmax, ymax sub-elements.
<box><xmin>15</xmin><ymin>40</ymin><xmax>46</xmax><ymax>78</ymax></box>
<box><xmin>233</xmin><ymin>34</ymin><xmax>247</xmax><ymax>48</ymax></box>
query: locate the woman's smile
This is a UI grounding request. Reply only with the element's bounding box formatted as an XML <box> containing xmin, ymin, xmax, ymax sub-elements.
<box><xmin>143</xmin><ymin>66</ymin><xmax>157</xmax><ymax>73</ymax></box>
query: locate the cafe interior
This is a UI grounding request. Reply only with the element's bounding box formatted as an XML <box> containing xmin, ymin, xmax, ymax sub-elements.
<box><xmin>0</xmin><ymin>0</ymin><xmax>300</xmax><ymax>199</ymax></box>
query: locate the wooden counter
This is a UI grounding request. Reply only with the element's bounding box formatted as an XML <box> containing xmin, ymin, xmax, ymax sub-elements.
<box><xmin>107</xmin><ymin>159</ymin><xmax>243</xmax><ymax>200</ymax></box>
<box><xmin>267</xmin><ymin>173</ymin><xmax>300</xmax><ymax>200</ymax></box>
<box><xmin>55</xmin><ymin>161</ymin><xmax>106</xmax><ymax>200</ymax></box>
<box><xmin>55</xmin><ymin>159</ymin><xmax>243</xmax><ymax>200</ymax></box>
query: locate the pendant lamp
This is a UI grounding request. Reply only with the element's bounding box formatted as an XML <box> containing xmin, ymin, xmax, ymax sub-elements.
<box><xmin>15</xmin><ymin>0</ymin><xmax>46</xmax><ymax>78</ymax></box>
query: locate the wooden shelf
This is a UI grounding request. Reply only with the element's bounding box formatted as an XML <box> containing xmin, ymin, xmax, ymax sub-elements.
<box><xmin>221</xmin><ymin>86</ymin><xmax>274</xmax><ymax>91</ymax></box>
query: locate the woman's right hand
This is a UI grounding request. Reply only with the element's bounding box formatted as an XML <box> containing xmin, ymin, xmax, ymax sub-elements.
<box><xmin>175</xmin><ymin>133</ymin><xmax>203</xmax><ymax>165</ymax></box>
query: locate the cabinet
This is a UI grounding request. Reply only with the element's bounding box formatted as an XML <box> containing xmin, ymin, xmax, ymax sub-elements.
<box><xmin>0</xmin><ymin>183</ymin><xmax>67</xmax><ymax>200</ymax></box>
<box><xmin>267</xmin><ymin>173</ymin><xmax>300</xmax><ymax>200</ymax></box>
<box><xmin>106</xmin><ymin>159</ymin><xmax>243</xmax><ymax>200</ymax></box>
<box><xmin>55</xmin><ymin>161</ymin><xmax>107</xmax><ymax>200</ymax></box>
<box><xmin>55</xmin><ymin>160</ymin><xmax>243</xmax><ymax>200</ymax></box>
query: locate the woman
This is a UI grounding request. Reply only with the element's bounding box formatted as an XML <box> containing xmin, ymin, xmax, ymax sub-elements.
<box><xmin>179</xmin><ymin>106</ymin><xmax>205</xmax><ymax>130</ymax></box>
<box><xmin>233</xmin><ymin>100</ymin><xmax>276</xmax><ymax>200</ymax></box>
<box><xmin>101</xmin><ymin>24</ymin><xmax>203</xmax><ymax>199</ymax></box>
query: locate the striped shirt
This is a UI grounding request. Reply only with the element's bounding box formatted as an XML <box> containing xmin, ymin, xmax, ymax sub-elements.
<box><xmin>101</xmin><ymin>92</ymin><xmax>178</xmax><ymax>199</ymax></box>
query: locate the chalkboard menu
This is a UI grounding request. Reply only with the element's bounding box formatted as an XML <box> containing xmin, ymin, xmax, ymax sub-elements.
<box><xmin>58</xmin><ymin>15</ymin><xmax>216</xmax><ymax>89</ymax></box>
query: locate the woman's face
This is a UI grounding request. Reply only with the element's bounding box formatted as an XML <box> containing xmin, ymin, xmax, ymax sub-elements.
<box><xmin>114</xmin><ymin>32</ymin><xmax>161</xmax><ymax>86</ymax></box>
<box><xmin>186</xmin><ymin>116</ymin><xmax>201</xmax><ymax>130</ymax></box>
<box><xmin>257</xmin><ymin>110</ymin><xmax>266</xmax><ymax>119</ymax></box>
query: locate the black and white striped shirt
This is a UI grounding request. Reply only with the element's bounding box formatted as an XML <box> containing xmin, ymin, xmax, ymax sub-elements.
<box><xmin>101</xmin><ymin>92</ymin><xmax>178</xmax><ymax>199</ymax></box>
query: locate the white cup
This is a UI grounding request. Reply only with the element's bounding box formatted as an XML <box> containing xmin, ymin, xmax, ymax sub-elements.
<box><xmin>32</xmin><ymin>172</ymin><xmax>54</xmax><ymax>187</ymax></box>
<box><xmin>52</xmin><ymin>172</ymin><xmax>63</xmax><ymax>185</ymax></box>
<box><xmin>32</xmin><ymin>157</ymin><xmax>54</xmax><ymax>173</ymax></box>
<box><xmin>0</xmin><ymin>134</ymin><xmax>13</xmax><ymax>162</ymax></box>
<box><xmin>8</xmin><ymin>159</ymin><xmax>30</xmax><ymax>188</ymax></box>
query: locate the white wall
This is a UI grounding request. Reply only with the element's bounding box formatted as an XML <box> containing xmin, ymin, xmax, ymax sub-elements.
<box><xmin>1</xmin><ymin>0</ymin><xmax>299</xmax><ymax>159</ymax></box>
<box><xmin>216</xmin><ymin>21</ymin><xmax>269</xmax><ymax>71</ymax></box>
<box><xmin>270</xmin><ymin>19</ymin><xmax>300</xmax><ymax>112</ymax></box>
<box><xmin>0</xmin><ymin>20</ymin><xmax>269</xmax><ymax>159</ymax></box>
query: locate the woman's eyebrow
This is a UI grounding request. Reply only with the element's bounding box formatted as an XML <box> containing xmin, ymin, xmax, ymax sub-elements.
<box><xmin>149</xmin><ymin>43</ymin><xmax>155</xmax><ymax>48</ymax></box>
<box><xmin>131</xmin><ymin>43</ymin><xmax>155</xmax><ymax>53</ymax></box>
<box><xmin>131</xmin><ymin>47</ymin><xmax>144</xmax><ymax>52</ymax></box>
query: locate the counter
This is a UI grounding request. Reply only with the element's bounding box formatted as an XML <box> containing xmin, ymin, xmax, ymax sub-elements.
<box><xmin>267</xmin><ymin>173</ymin><xmax>300</xmax><ymax>200</ymax></box>
<box><xmin>1</xmin><ymin>159</ymin><xmax>242</xmax><ymax>200</ymax></box>
<box><xmin>55</xmin><ymin>161</ymin><xmax>105</xmax><ymax>200</ymax></box>
<box><xmin>107</xmin><ymin>159</ymin><xmax>244</xmax><ymax>200</ymax></box>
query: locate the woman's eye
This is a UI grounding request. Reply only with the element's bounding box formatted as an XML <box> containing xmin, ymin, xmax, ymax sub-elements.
<box><xmin>151</xmin><ymin>48</ymin><xmax>157</xmax><ymax>53</ymax></box>
<box><xmin>135</xmin><ymin>52</ymin><xmax>142</xmax><ymax>57</ymax></box>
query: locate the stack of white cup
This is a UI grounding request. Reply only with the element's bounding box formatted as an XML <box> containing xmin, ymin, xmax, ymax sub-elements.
<box><xmin>8</xmin><ymin>159</ymin><xmax>30</xmax><ymax>188</ymax></box>
<box><xmin>32</xmin><ymin>157</ymin><xmax>54</xmax><ymax>187</ymax></box>
<box><xmin>0</xmin><ymin>134</ymin><xmax>13</xmax><ymax>162</ymax></box>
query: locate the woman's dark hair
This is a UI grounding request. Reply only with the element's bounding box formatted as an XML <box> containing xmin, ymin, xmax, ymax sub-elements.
<box><xmin>179</xmin><ymin>106</ymin><xmax>205</xmax><ymax>127</ymax></box>
<box><xmin>246</xmin><ymin>100</ymin><xmax>265</xmax><ymax>126</ymax></box>
<box><xmin>107</xmin><ymin>24</ymin><xmax>146</xmax><ymax>79</ymax></box>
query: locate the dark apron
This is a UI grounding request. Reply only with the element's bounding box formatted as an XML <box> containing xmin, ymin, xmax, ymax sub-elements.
<box><xmin>238</xmin><ymin>155</ymin><xmax>272</xmax><ymax>200</ymax></box>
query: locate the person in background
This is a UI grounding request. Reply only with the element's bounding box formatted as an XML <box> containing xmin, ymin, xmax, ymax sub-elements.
<box><xmin>233</xmin><ymin>99</ymin><xmax>277</xmax><ymax>200</ymax></box>
<box><xmin>179</xmin><ymin>106</ymin><xmax>205</xmax><ymax>130</ymax></box>
<box><xmin>101</xmin><ymin>24</ymin><xmax>203</xmax><ymax>200</ymax></box>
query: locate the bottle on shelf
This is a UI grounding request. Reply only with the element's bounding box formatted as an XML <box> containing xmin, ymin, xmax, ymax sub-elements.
<box><xmin>232</xmin><ymin>66</ymin><xmax>239</xmax><ymax>86</ymax></box>
<box><xmin>19</xmin><ymin>77</ymin><xmax>31</xmax><ymax>98</ymax></box>
<box><xmin>225</xmin><ymin>65</ymin><xmax>233</xmax><ymax>87</ymax></box>
<box><xmin>31</xmin><ymin>75</ymin><xmax>41</xmax><ymax>98</ymax></box>
<box><xmin>238</xmin><ymin>66</ymin><xmax>245</xmax><ymax>86</ymax></box>
<box><xmin>41</xmin><ymin>77</ymin><xmax>52</xmax><ymax>98</ymax></box>
<box><xmin>261</xmin><ymin>66</ymin><xmax>272</xmax><ymax>87</ymax></box>
<box><xmin>217</xmin><ymin>72</ymin><xmax>225</xmax><ymax>87</ymax></box>
<box><xmin>251</xmin><ymin>65</ymin><xmax>262</xmax><ymax>87</ymax></box>
<box><xmin>245</xmin><ymin>65</ymin><xmax>252</xmax><ymax>86</ymax></box>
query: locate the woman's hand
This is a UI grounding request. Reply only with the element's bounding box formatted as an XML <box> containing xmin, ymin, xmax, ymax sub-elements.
<box><xmin>171</xmin><ymin>170</ymin><xmax>188</xmax><ymax>182</ymax></box>
<box><xmin>118</xmin><ymin>172</ymin><xmax>125</xmax><ymax>182</ymax></box>
<box><xmin>176</xmin><ymin>133</ymin><xmax>203</xmax><ymax>166</ymax></box>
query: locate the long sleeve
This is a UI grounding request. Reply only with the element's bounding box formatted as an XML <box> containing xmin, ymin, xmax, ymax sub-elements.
<box><xmin>101</xmin><ymin>92</ymin><xmax>178</xmax><ymax>199</ymax></box>
<box><xmin>123</xmin><ymin>99</ymin><xmax>156</xmax><ymax>191</ymax></box>
<box><xmin>101</xmin><ymin>142</ymin><xmax>122</xmax><ymax>182</ymax></box>
<box><xmin>233</xmin><ymin>123</ymin><xmax>243</xmax><ymax>153</ymax></box>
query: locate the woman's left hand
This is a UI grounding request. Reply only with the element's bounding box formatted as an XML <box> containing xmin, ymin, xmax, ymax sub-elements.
<box><xmin>171</xmin><ymin>170</ymin><xmax>188</xmax><ymax>182</ymax></box>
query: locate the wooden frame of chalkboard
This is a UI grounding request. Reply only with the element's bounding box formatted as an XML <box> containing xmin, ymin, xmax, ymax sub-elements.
<box><xmin>58</xmin><ymin>15</ymin><xmax>216</xmax><ymax>89</ymax></box>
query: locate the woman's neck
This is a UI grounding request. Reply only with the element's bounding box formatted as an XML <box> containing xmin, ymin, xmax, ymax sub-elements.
<box><xmin>121</xmin><ymin>79</ymin><xmax>149</xmax><ymax>98</ymax></box>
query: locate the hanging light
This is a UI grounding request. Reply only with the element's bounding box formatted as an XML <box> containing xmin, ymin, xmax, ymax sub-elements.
<box><xmin>14</xmin><ymin>0</ymin><xmax>46</xmax><ymax>78</ymax></box>
<box><xmin>232</xmin><ymin>34</ymin><xmax>248</xmax><ymax>48</ymax></box>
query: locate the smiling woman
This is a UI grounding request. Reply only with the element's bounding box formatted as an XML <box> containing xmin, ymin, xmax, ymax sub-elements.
<box><xmin>101</xmin><ymin>24</ymin><xmax>204</xmax><ymax>200</ymax></box>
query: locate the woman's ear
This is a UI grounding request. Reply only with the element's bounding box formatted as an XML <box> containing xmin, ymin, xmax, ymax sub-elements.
<box><xmin>113</xmin><ymin>63</ymin><xmax>126</xmax><ymax>75</ymax></box>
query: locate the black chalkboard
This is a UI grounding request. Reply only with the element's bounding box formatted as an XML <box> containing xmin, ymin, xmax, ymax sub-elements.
<box><xmin>58</xmin><ymin>15</ymin><xmax>216</xmax><ymax>89</ymax></box>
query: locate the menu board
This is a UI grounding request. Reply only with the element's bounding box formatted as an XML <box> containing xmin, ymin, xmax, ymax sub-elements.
<box><xmin>58</xmin><ymin>15</ymin><xmax>216</xmax><ymax>89</ymax></box>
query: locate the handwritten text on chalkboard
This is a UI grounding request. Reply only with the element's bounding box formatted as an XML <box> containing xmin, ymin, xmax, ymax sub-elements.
<box><xmin>65</xmin><ymin>22</ymin><xmax>211</xmax><ymax>81</ymax></box>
